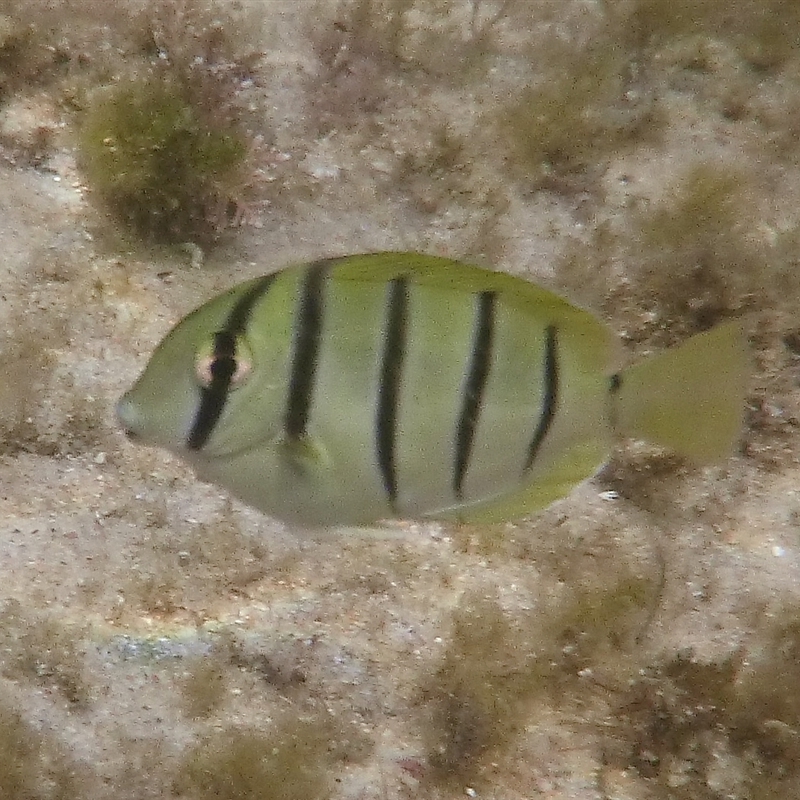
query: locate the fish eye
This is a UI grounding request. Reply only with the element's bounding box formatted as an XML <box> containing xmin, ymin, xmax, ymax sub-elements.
<box><xmin>195</xmin><ymin>334</ymin><xmax>253</xmax><ymax>389</ymax></box>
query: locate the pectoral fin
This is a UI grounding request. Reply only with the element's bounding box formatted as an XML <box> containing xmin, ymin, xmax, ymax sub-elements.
<box><xmin>278</xmin><ymin>433</ymin><xmax>330</xmax><ymax>477</ymax></box>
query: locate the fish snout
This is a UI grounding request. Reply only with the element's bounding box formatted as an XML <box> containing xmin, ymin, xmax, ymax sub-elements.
<box><xmin>115</xmin><ymin>394</ymin><xmax>142</xmax><ymax>441</ymax></box>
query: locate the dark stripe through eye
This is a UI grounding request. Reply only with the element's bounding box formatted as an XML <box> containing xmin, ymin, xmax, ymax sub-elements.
<box><xmin>186</xmin><ymin>274</ymin><xmax>277</xmax><ymax>451</ymax></box>
<box><xmin>524</xmin><ymin>325</ymin><xmax>559</xmax><ymax>472</ymax></box>
<box><xmin>376</xmin><ymin>277</ymin><xmax>408</xmax><ymax>512</ymax></box>
<box><xmin>187</xmin><ymin>332</ymin><xmax>237</xmax><ymax>450</ymax></box>
<box><xmin>284</xmin><ymin>262</ymin><xmax>329</xmax><ymax>440</ymax></box>
<box><xmin>453</xmin><ymin>291</ymin><xmax>496</xmax><ymax>500</ymax></box>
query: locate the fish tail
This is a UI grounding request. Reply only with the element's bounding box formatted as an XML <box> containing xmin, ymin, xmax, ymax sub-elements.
<box><xmin>614</xmin><ymin>321</ymin><xmax>748</xmax><ymax>464</ymax></box>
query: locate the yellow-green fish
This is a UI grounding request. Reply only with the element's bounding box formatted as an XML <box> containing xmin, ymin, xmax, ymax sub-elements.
<box><xmin>116</xmin><ymin>252</ymin><xmax>747</xmax><ymax>527</ymax></box>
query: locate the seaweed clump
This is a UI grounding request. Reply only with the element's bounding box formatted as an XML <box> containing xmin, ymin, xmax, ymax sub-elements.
<box><xmin>499</xmin><ymin>37</ymin><xmax>661</xmax><ymax>192</ymax></box>
<box><xmin>77</xmin><ymin>0</ymin><xmax>264</xmax><ymax>246</ymax></box>
<box><xmin>79</xmin><ymin>74</ymin><xmax>249</xmax><ymax>245</ymax></box>
<box><xmin>0</xmin><ymin>694</ymin><xmax>83</xmax><ymax>799</ymax></box>
<box><xmin>174</xmin><ymin>715</ymin><xmax>360</xmax><ymax>800</ymax></box>
<box><xmin>628</xmin><ymin>163</ymin><xmax>766</xmax><ymax>337</ymax></box>
<box><xmin>418</xmin><ymin>573</ymin><xmax>654</xmax><ymax>790</ymax></box>
<box><xmin>0</xmin><ymin>599</ymin><xmax>90</xmax><ymax>708</ymax></box>
<box><xmin>607</xmin><ymin>609</ymin><xmax>800</xmax><ymax>798</ymax></box>
<box><xmin>419</xmin><ymin>592</ymin><xmax>538</xmax><ymax>789</ymax></box>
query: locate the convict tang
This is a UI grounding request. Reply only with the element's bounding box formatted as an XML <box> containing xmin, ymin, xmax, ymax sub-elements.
<box><xmin>116</xmin><ymin>252</ymin><xmax>747</xmax><ymax>527</ymax></box>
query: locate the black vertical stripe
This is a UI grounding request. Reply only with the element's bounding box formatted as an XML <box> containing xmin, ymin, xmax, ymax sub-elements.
<box><xmin>453</xmin><ymin>291</ymin><xmax>496</xmax><ymax>500</ymax></box>
<box><xmin>187</xmin><ymin>274</ymin><xmax>278</xmax><ymax>451</ymax></box>
<box><xmin>523</xmin><ymin>325</ymin><xmax>559</xmax><ymax>472</ymax></box>
<box><xmin>284</xmin><ymin>262</ymin><xmax>329</xmax><ymax>440</ymax></box>
<box><xmin>608</xmin><ymin>372</ymin><xmax>622</xmax><ymax>433</ymax></box>
<box><xmin>376</xmin><ymin>277</ymin><xmax>408</xmax><ymax>510</ymax></box>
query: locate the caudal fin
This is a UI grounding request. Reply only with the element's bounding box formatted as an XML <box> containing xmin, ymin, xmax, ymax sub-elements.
<box><xmin>615</xmin><ymin>322</ymin><xmax>748</xmax><ymax>464</ymax></box>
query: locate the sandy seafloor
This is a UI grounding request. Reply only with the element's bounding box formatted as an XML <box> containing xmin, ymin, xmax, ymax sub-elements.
<box><xmin>0</xmin><ymin>2</ymin><xmax>799</xmax><ymax>798</ymax></box>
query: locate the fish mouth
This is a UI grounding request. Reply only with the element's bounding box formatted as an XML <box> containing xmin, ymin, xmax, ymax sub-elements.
<box><xmin>115</xmin><ymin>395</ymin><xmax>143</xmax><ymax>441</ymax></box>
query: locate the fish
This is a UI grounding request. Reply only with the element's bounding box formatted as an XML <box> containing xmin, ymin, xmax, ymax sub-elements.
<box><xmin>116</xmin><ymin>252</ymin><xmax>747</xmax><ymax>528</ymax></box>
